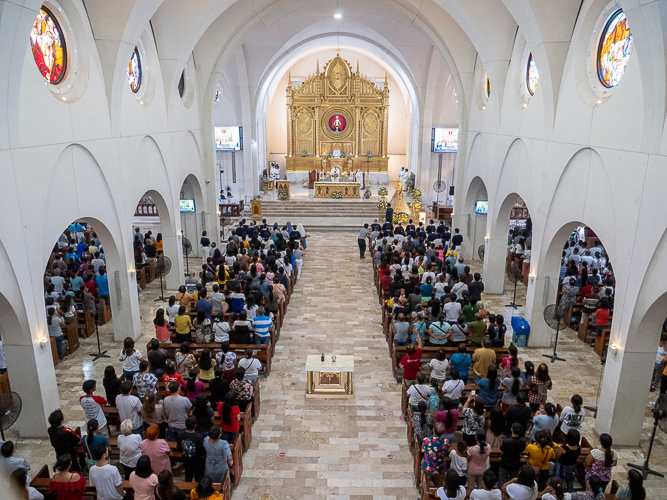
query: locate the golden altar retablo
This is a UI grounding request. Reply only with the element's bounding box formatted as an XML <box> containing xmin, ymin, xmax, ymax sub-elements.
<box><xmin>285</xmin><ymin>52</ymin><xmax>389</xmax><ymax>173</ymax></box>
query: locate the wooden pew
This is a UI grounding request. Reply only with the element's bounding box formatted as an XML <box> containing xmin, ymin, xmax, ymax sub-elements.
<box><xmin>63</xmin><ymin>321</ymin><xmax>79</xmax><ymax>354</ymax></box>
<box><xmin>30</xmin><ymin>464</ymin><xmax>232</xmax><ymax>499</ymax></box>
<box><xmin>154</xmin><ymin>342</ymin><xmax>272</xmax><ymax>376</ymax></box>
<box><xmin>391</xmin><ymin>345</ymin><xmax>510</xmax><ymax>382</ymax></box>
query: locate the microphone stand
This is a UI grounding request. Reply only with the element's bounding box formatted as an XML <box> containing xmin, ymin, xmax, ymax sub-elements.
<box><xmin>584</xmin><ymin>356</ymin><xmax>606</xmax><ymax>418</ymax></box>
<box><xmin>89</xmin><ymin>309</ymin><xmax>110</xmax><ymax>362</ymax></box>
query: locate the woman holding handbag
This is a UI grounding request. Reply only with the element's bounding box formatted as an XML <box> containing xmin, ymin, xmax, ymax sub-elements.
<box><xmin>524</xmin><ymin>430</ymin><xmax>555</xmax><ymax>490</ymax></box>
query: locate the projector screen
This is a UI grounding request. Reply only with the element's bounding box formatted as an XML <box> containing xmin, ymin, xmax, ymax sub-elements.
<box><xmin>215</xmin><ymin>126</ymin><xmax>243</xmax><ymax>151</ymax></box>
<box><xmin>432</xmin><ymin>128</ymin><xmax>459</xmax><ymax>153</ymax></box>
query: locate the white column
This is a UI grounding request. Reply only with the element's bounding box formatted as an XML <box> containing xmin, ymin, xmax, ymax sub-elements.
<box><xmin>108</xmin><ymin>270</ymin><xmax>142</xmax><ymax>341</ymax></box>
<box><xmin>483</xmin><ymin>236</ymin><xmax>507</xmax><ymax>294</ymax></box>
<box><xmin>5</xmin><ymin>342</ymin><xmax>60</xmax><ymax>438</ymax></box>
<box><xmin>596</xmin><ymin>347</ymin><xmax>655</xmax><ymax>446</ymax></box>
<box><xmin>162</xmin><ymin>234</ymin><xmax>184</xmax><ymax>290</ymax></box>
<box><xmin>522</xmin><ymin>275</ymin><xmax>552</xmax><ymax>347</ymax></box>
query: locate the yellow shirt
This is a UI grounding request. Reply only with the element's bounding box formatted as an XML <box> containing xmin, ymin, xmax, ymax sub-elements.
<box><xmin>190</xmin><ymin>490</ymin><xmax>223</xmax><ymax>500</ymax></box>
<box><xmin>174</xmin><ymin>315</ymin><xmax>192</xmax><ymax>334</ymax></box>
<box><xmin>524</xmin><ymin>444</ymin><xmax>555</xmax><ymax>470</ymax></box>
<box><xmin>197</xmin><ymin>359</ymin><xmax>217</xmax><ymax>381</ymax></box>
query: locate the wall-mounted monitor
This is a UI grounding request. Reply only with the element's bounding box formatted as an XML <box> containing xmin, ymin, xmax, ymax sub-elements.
<box><xmin>475</xmin><ymin>200</ymin><xmax>488</xmax><ymax>214</ymax></box>
<box><xmin>215</xmin><ymin>126</ymin><xmax>243</xmax><ymax>151</ymax></box>
<box><xmin>432</xmin><ymin>127</ymin><xmax>458</xmax><ymax>153</ymax></box>
<box><xmin>180</xmin><ymin>199</ymin><xmax>195</xmax><ymax>212</ymax></box>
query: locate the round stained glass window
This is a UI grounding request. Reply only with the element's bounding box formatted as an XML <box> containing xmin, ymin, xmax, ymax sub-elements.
<box><xmin>526</xmin><ymin>53</ymin><xmax>539</xmax><ymax>96</ymax></box>
<box><xmin>597</xmin><ymin>10</ymin><xmax>633</xmax><ymax>88</ymax></box>
<box><xmin>30</xmin><ymin>7</ymin><xmax>67</xmax><ymax>84</ymax></box>
<box><xmin>127</xmin><ymin>47</ymin><xmax>141</xmax><ymax>93</ymax></box>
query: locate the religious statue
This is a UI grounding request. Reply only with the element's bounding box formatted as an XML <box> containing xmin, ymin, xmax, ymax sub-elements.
<box><xmin>333</xmin><ymin>115</ymin><xmax>342</xmax><ymax>132</ymax></box>
<box><xmin>355</xmin><ymin>168</ymin><xmax>363</xmax><ymax>187</ymax></box>
<box><xmin>330</xmin><ymin>165</ymin><xmax>340</xmax><ymax>183</ymax></box>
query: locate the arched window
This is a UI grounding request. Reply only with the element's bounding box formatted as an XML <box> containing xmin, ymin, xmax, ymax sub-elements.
<box><xmin>30</xmin><ymin>7</ymin><xmax>67</xmax><ymax>84</ymax></box>
<box><xmin>598</xmin><ymin>10</ymin><xmax>633</xmax><ymax>88</ymax></box>
<box><xmin>484</xmin><ymin>74</ymin><xmax>491</xmax><ymax>98</ymax></box>
<box><xmin>526</xmin><ymin>53</ymin><xmax>539</xmax><ymax>96</ymax></box>
<box><xmin>178</xmin><ymin>71</ymin><xmax>185</xmax><ymax>98</ymax></box>
<box><xmin>127</xmin><ymin>47</ymin><xmax>141</xmax><ymax>93</ymax></box>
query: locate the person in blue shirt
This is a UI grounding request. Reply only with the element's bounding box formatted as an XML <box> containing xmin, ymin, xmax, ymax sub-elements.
<box><xmin>196</xmin><ymin>288</ymin><xmax>213</xmax><ymax>320</ymax></box>
<box><xmin>77</xmin><ymin>240</ymin><xmax>87</xmax><ymax>257</ymax></box>
<box><xmin>66</xmin><ymin>250</ymin><xmax>80</xmax><ymax>265</ymax></box>
<box><xmin>449</xmin><ymin>343</ymin><xmax>472</xmax><ymax>384</ymax></box>
<box><xmin>477</xmin><ymin>365</ymin><xmax>501</xmax><ymax>407</ymax></box>
<box><xmin>81</xmin><ymin>419</ymin><xmax>110</xmax><ymax>467</ymax></box>
<box><xmin>96</xmin><ymin>266</ymin><xmax>110</xmax><ymax>304</ymax></box>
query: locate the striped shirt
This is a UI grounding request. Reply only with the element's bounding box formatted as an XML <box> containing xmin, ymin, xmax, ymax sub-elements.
<box><xmin>252</xmin><ymin>315</ymin><xmax>273</xmax><ymax>337</ymax></box>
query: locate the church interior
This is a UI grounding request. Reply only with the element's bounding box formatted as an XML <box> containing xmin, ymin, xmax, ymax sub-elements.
<box><xmin>1</xmin><ymin>0</ymin><xmax>667</xmax><ymax>499</ymax></box>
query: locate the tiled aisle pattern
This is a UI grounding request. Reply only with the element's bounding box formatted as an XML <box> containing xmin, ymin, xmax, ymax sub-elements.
<box><xmin>9</xmin><ymin>230</ymin><xmax>667</xmax><ymax>499</ymax></box>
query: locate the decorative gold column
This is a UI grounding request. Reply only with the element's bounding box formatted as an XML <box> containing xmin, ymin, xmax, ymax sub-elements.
<box><xmin>346</xmin><ymin>372</ymin><xmax>353</xmax><ymax>395</ymax></box>
<box><xmin>382</xmin><ymin>105</ymin><xmax>389</xmax><ymax>157</ymax></box>
<box><xmin>315</xmin><ymin>105</ymin><xmax>320</xmax><ymax>157</ymax></box>
<box><xmin>355</xmin><ymin>106</ymin><xmax>360</xmax><ymax>157</ymax></box>
<box><xmin>307</xmin><ymin>371</ymin><xmax>314</xmax><ymax>394</ymax></box>
<box><xmin>287</xmin><ymin>106</ymin><xmax>293</xmax><ymax>157</ymax></box>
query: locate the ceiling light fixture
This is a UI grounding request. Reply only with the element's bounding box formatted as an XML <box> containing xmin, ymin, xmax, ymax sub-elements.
<box><xmin>334</xmin><ymin>12</ymin><xmax>342</xmax><ymax>19</ymax></box>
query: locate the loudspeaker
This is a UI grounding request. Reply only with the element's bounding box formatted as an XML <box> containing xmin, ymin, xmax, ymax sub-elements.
<box><xmin>449</xmin><ymin>186</ymin><xmax>455</xmax><ymax>195</ymax></box>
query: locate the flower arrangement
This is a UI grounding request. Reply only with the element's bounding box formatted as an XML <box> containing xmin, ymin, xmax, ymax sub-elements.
<box><xmin>377</xmin><ymin>199</ymin><xmax>387</xmax><ymax>211</ymax></box>
<box><xmin>327</xmin><ymin>151</ymin><xmax>333</xmax><ymax>158</ymax></box>
<box><xmin>411</xmin><ymin>201</ymin><xmax>422</xmax><ymax>211</ymax></box>
<box><xmin>378</xmin><ymin>187</ymin><xmax>388</xmax><ymax>197</ymax></box>
<box><xmin>331</xmin><ymin>191</ymin><xmax>343</xmax><ymax>199</ymax></box>
<box><xmin>278</xmin><ymin>189</ymin><xmax>289</xmax><ymax>201</ymax></box>
<box><xmin>393</xmin><ymin>212</ymin><xmax>409</xmax><ymax>224</ymax></box>
<box><xmin>366</xmin><ymin>151</ymin><xmax>373</xmax><ymax>158</ymax></box>
<box><xmin>340</xmin><ymin>151</ymin><xmax>347</xmax><ymax>158</ymax></box>
<box><xmin>301</xmin><ymin>150</ymin><xmax>308</xmax><ymax>157</ymax></box>
<box><xmin>260</xmin><ymin>175</ymin><xmax>269</xmax><ymax>184</ymax></box>
<box><xmin>405</xmin><ymin>177</ymin><xmax>414</xmax><ymax>189</ymax></box>
<box><xmin>363</xmin><ymin>188</ymin><xmax>372</xmax><ymax>199</ymax></box>
<box><xmin>412</xmin><ymin>188</ymin><xmax>422</xmax><ymax>197</ymax></box>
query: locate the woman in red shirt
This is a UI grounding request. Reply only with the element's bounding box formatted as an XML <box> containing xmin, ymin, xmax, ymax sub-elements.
<box><xmin>153</xmin><ymin>308</ymin><xmax>170</xmax><ymax>343</ymax></box>
<box><xmin>216</xmin><ymin>392</ymin><xmax>241</xmax><ymax>445</ymax></box>
<box><xmin>595</xmin><ymin>298</ymin><xmax>611</xmax><ymax>338</ymax></box>
<box><xmin>399</xmin><ymin>335</ymin><xmax>423</xmax><ymax>381</ymax></box>
<box><xmin>49</xmin><ymin>454</ymin><xmax>87</xmax><ymax>500</ymax></box>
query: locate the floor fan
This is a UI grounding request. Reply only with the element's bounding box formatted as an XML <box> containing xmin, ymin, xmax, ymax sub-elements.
<box><xmin>182</xmin><ymin>237</ymin><xmax>193</xmax><ymax>275</ymax></box>
<box><xmin>477</xmin><ymin>245</ymin><xmax>485</xmax><ymax>260</ymax></box>
<box><xmin>505</xmin><ymin>262</ymin><xmax>522</xmax><ymax>309</ymax></box>
<box><xmin>0</xmin><ymin>392</ymin><xmax>21</xmax><ymax>441</ymax></box>
<box><xmin>154</xmin><ymin>256</ymin><xmax>172</xmax><ymax>302</ymax></box>
<box><xmin>542</xmin><ymin>304</ymin><xmax>568</xmax><ymax>363</ymax></box>
<box><xmin>433</xmin><ymin>181</ymin><xmax>447</xmax><ymax>206</ymax></box>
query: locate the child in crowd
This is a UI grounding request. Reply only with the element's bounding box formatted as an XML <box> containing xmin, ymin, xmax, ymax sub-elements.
<box><xmin>448</xmin><ymin>441</ymin><xmax>468</xmax><ymax>487</ymax></box>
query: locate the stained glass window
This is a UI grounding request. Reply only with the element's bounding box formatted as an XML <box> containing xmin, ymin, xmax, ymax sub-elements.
<box><xmin>526</xmin><ymin>53</ymin><xmax>538</xmax><ymax>96</ymax></box>
<box><xmin>127</xmin><ymin>47</ymin><xmax>141</xmax><ymax>93</ymax></box>
<box><xmin>178</xmin><ymin>71</ymin><xmax>185</xmax><ymax>98</ymax></box>
<box><xmin>598</xmin><ymin>10</ymin><xmax>633</xmax><ymax>88</ymax></box>
<box><xmin>30</xmin><ymin>7</ymin><xmax>67</xmax><ymax>84</ymax></box>
<box><xmin>485</xmin><ymin>74</ymin><xmax>491</xmax><ymax>98</ymax></box>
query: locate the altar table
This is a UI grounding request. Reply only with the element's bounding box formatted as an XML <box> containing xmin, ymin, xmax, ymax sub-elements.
<box><xmin>305</xmin><ymin>355</ymin><xmax>354</xmax><ymax>398</ymax></box>
<box><xmin>314</xmin><ymin>182</ymin><xmax>360</xmax><ymax>198</ymax></box>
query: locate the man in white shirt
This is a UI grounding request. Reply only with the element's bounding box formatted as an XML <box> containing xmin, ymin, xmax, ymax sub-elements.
<box><xmin>330</xmin><ymin>165</ymin><xmax>340</xmax><ymax>183</ymax></box>
<box><xmin>443</xmin><ymin>296</ymin><xmax>462</xmax><ymax>323</ymax></box>
<box><xmin>91</xmin><ymin>253</ymin><xmax>105</xmax><ymax>275</ymax></box>
<box><xmin>115</xmin><ymin>381</ymin><xmax>143</xmax><ymax>436</ymax></box>
<box><xmin>51</xmin><ymin>269</ymin><xmax>66</xmax><ymax>294</ymax></box>
<box><xmin>89</xmin><ymin>443</ymin><xmax>125</xmax><ymax>500</ymax></box>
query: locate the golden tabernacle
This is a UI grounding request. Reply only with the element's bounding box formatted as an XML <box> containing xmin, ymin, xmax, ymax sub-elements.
<box><xmin>314</xmin><ymin>182</ymin><xmax>360</xmax><ymax>198</ymax></box>
<box><xmin>305</xmin><ymin>355</ymin><xmax>354</xmax><ymax>398</ymax></box>
<box><xmin>285</xmin><ymin>52</ymin><xmax>389</xmax><ymax>173</ymax></box>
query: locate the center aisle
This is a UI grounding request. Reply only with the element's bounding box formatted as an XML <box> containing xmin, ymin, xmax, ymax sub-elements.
<box><xmin>236</xmin><ymin>232</ymin><xmax>418</xmax><ymax>499</ymax></box>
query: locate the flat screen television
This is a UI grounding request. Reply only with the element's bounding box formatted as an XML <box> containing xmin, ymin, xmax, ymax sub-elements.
<box><xmin>475</xmin><ymin>200</ymin><xmax>488</xmax><ymax>214</ymax></box>
<box><xmin>215</xmin><ymin>126</ymin><xmax>242</xmax><ymax>151</ymax></box>
<box><xmin>432</xmin><ymin>127</ymin><xmax>459</xmax><ymax>153</ymax></box>
<box><xmin>180</xmin><ymin>199</ymin><xmax>195</xmax><ymax>212</ymax></box>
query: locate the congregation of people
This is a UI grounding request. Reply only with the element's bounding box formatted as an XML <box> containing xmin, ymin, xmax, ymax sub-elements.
<box><xmin>1</xmin><ymin>218</ymin><xmax>309</xmax><ymax>499</ymax></box>
<box><xmin>364</xmin><ymin>217</ymin><xmax>645</xmax><ymax>500</ymax></box>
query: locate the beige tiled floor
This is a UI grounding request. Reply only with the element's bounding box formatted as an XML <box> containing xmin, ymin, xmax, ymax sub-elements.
<box><xmin>11</xmin><ymin>231</ymin><xmax>667</xmax><ymax>499</ymax></box>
